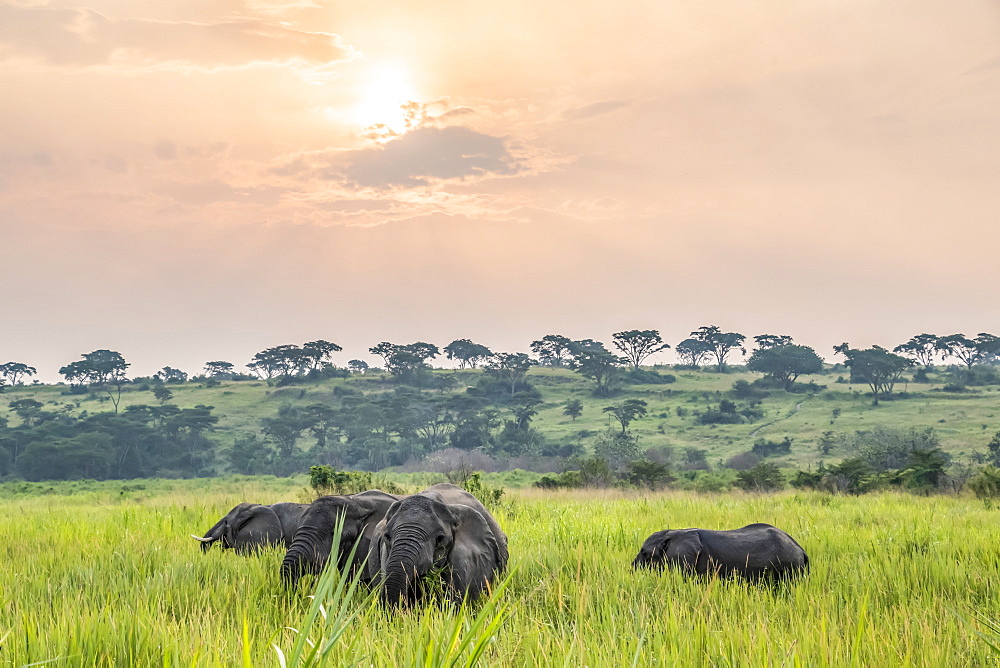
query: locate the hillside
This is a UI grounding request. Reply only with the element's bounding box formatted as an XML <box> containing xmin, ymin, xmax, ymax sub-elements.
<box><xmin>1</xmin><ymin>363</ymin><xmax>998</xmax><ymax>481</ymax></box>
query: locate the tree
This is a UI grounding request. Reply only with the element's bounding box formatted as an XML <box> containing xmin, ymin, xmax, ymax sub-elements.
<box><xmin>348</xmin><ymin>359</ymin><xmax>370</xmax><ymax>374</ymax></box>
<box><xmin>674</xmin><ymin>338</ymin><xmax>713</xmax><ymax>367</ymax></box>
<box><xmin>444</xmin><ymin>339</ymin><xmax>493</xmax><ymax>369</ymax></box>
<box><xmin>625</xmin><ymin>460</ymin><xmax>675</xmax><ymax>489</ymax></box>
<box><xmin>154</xmin><ymin>366</ymin><xmax>188</xmax><ymax>383</ymax></box>
<box><xmin>151</xmin><ymin>385</ymin><xmax>173</xmax><ymax>404</ymax></box>
<box><xmin>690</xmin><ymin>326</ymin><xmax>746</xmax><ymax>372</ymax></box>
<box><xmin>752</xmin><ymin>334</ymin><xmax>794</xmax><ymax>351</ymax></box>
<box><xmin>483</xmin><ymin>353</ymin><xmax>536</xmax><ymax>396</ymax></box>
<box><xmin>603</xmin><ymin>399</ymin><xmax>649</xmax><ymax>434</ymax></box>
<box><xmin>0</xmin><ymin>362</ymin><xmax>36</xmax><ymax>385</ymax></box>
<box><xmin>593</xmin><ymin>432</ymin><xmax>640</xmax><ymax>469</ymax></box>
<box><xmin>746</xmin><ymin>344</ymin><xmax>823</xmax><ymax>389</ymax></box>
<box><xmin>834</xmin><ymin>344</ymin><xmax>913</xmax><ymax>404</ymax></box>
<box><xmin>369</xmin><ymin>342</ymin><xmax>396</xmax><ymax>370</ymax></box>
<box><xmin>567</xmin><ymin>340</ymin><xmax>626</xmax><ymax>396</ymax></box>
<box><xmin>203</xmin><ymin>361</ymin><xmax>235</xmax><ymax>378</ymax></box>
<box><xmin>987</xmin><ymin>431</ymin><xmax>1000</xmax><ymax>467</ymax></box>
<box><xmin>59</xmin><ymin>350</ymin><xmax>130</xmax><ymax>412</ymax></box>
<box><xmin>734</xmin><ymin>462</ymin><xmax>786</xmax><ymax>492</ymax></box>
<box><xmin>384</xmin><ymin>342</ymin><xmax>440</xmax><ymax>382</ymax></box>
<box><xmin>563</xmin><ymin>399</ymin><xmax>583</xmax><ymax>421</ymax></box>
<box><xmin>935</xmin><ymin>333</ymin><xmax>999</xmax><ymax>368</ymax></box>
<box><xmin>612</xmin><ymin>329</ymin><xmax>670</xmax><ymax>370</ymax></box>
<box><xmin>302</xmin><ymin>340</ymin><xmax>343</xmax><ymax>371</ymax></box>
<box><xmin>892</xmin><ymin>334</ymin><xmax>939</xmax><ymax>367</ymax></box>
<box><xmin>530</xmin><ymin>334</ymin><xmax>574</xmax><ymax>367</ymax></box>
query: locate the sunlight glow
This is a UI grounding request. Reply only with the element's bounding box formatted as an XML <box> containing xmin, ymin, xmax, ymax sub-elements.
<box><xmin>353</xmin><ymin>64</ymin><xmax>418</xmax><ymax>137</ymax></box>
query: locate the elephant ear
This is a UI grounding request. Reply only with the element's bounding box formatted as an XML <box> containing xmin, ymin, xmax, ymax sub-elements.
<box><xmin>664</xmin><ymin>531</ymin><xmax>705</xmax><ymax>574</ymax></box>
<box><xmin>232</xmin><ymin>505</ymin><xmax>283</xmax><ymax>554</ymax></box>
<box><xmin>339</xmin><ymin>495</ymin><xmax>393</xmax><ymax>575</ymax></box>
<box><xmin>369</xmin><ymin>516</ymin><xmax>389</xmax><ymax>584</ymax></box>
<box><xmin>445</xmin><ymin>504</ymin><xmax>502</xmax><ymax>600</ymax></box>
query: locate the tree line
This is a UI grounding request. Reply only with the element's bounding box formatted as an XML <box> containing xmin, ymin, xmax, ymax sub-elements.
<box><xmin>2</xmin><ymin>327</ymin><xmax>1000</xmax><ymax>484</ymax></box>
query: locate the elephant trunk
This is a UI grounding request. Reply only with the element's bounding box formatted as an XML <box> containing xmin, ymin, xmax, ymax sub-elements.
<box><xmin>380</xmin><ymin>531</ymin><xmax>428</xmax><ymax>607</ymax></box>
<box><xmin>281</xmin><ymin>524</ymin><xmax>330</xmax><ymax>586</ymax></box>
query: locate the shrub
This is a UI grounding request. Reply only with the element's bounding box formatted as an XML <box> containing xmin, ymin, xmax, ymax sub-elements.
<box><xmin>307</xmin><ymin>465</ymin><xmax>404</xmax><ymax>497</ymax></box>
<box><xmin>752</xmin><ymin>437</ymin><xmax>793</xmax><ymax>458</ymax></box>
<box><xmin>734</xmin><ymin>462</ymin><xmax>785</xmax><ymax>492</ymax></box>
<box><xmin>968</xmin><ymin>466</ymin><xmax>1000</xmax><ymax>506</ymax></box>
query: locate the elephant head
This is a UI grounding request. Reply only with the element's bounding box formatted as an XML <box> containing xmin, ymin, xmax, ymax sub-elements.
<box><xmin>193</xmin><ymin>503</ymin><xmax>285</xmax><ymax>554</ymax></box>
<box><xmin>377</xmin><ymin>493</ymin><xmax>504</xmax><ymax>607</ymax></box>
<box><xmin>631</xmin><ymin>529</ymin><xmax>700</xmax><ymax>571</ymax></box>
<box><xmin>281</xmin><ymin>490</ymin><xmax>397</xmax><ymax>586</ymax></box>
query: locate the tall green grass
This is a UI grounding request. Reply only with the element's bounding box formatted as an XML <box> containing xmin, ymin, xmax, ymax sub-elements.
<box><xmin>1</xmin><ymin>485</ymin><xmax>998</xmax><ymax>665</ymax></box>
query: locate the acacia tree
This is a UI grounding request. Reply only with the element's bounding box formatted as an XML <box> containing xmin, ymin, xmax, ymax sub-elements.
<box><xmin>892</xmin><ymin>334</ymin><xmax>939</xmax><ymax>367</ymax></box>
<box><xmin>690</xmin><ymin>326</ymin><xmax>746</xmax><ymax>372</ymax></box>
<box><xmin>833</xmin><ymin>343</ymin><xmax>913</xmax><ymax>405</ymax></box>
<box><xmin>0</xmin><ymin>362</ymin><xmax>36</xmax><ymax>385</ymax></box>
<box><xmin>612</xmin><ymin>330</ymin><xmax>670</xmax><ymax>370</ymax></box>
<box><xmin>59</xmin><ymin>350</ymin><xmax>130</xmax><ymax>412</ymax></box>
<box><xmin>444</xmin><ymin>339</ymin><xmax>493</xmax><ymax>369</ymax></box>
<box><xmin>347</xmin><ymin>359</ymin><xmax>369</xmax><ymax>374</ymax></box>
<box><xmin>384</xmin><ymin>342</ymin><xmax>440</xmax><ymax>382</ymax></box>
<box><xmin>369</xmin><ymin>342</ymin><xmax>396</xmax><ymax>370</ymax></box>
<box><xmin>603</xmin><ymin>398</ymin><xmax>649</xmax><ymax>434</ymax></box>
<box><xmin>746</xmin><ymin>344</ymin><xmax>823</xmax><ymax>389</ymax></box>
<box><xmin>752</xmin><ymin>334</ymin><xmax>794</xmax><ymax>351</ymax></box>
<box><xmin>484</xmin><ymin>352</ymin><xmax>536</xmax><ymax>396</ymax></box>
<box><xmin>568</xmin><ymin>340</ymin><xmax>626</xmax><ymax>396</ymax></box>
<box><xmin>935</xmin><ymin>333</ymin><xmax>999</xmax><ymax>367</ymax></box>
<box><xmin>674</xmin><ymin>338</ymin><xmax>713</xmax><ymax>367</ymax></box>
<box><xmin>302</xmin><ymin>340</ymin><xmax>343</xmax><ymax>371</ymax></box>
<box><xmin>530</xmin><ymin>334</ymin><xmax>574</xmax><ymax>367</ymax></box>
<box><xmin>203</xmin><ymin>361</ymin><xmax>235</xmax><ymax>378</ymax></box>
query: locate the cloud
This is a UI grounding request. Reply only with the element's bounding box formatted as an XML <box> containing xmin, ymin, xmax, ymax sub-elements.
<box><xmin>0</xmin><ymin>4</ymin><xmax>354</xmax><ymax>70</ymax></box>
<box><xmin>561</xmin><ymin>99</ymin><xmax>631</xmax><ymax>121</ymax></box>
<box><xmin>276</xmin><ymin>126</ymin><xmax>518</xmax><ymax>190</ymax></box>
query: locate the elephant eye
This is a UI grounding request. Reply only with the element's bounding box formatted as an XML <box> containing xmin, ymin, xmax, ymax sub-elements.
<box><xmin>436</xmin><ymin>533</ymin><xmax>446</xmax><ymax>544</ymax></box>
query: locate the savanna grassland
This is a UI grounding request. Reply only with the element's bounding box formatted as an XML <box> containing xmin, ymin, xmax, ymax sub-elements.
<box><xmin>1</xmin><ymin>479</ymin><xmax>998</xmax><ymax>666</ymax></box>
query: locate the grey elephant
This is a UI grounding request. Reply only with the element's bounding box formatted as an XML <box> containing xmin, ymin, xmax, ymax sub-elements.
<box><xmin>374</xmin><ymin>483</ymin><xmax>508</xmax><ymax>606</ymax></box>
<box><xmin>281</xmin><ymin>490</ymin><xmax>401</xmax><ymax>586</ymax></box>
<box><xmin>192</xmin><ymin>502</ymin><xmax>309</xmax><ymax>554</ymax></box>
<box><xmin>632</xmin><ymin>523</ymin><xmax>808</xmax><ymax>582</ymax></box>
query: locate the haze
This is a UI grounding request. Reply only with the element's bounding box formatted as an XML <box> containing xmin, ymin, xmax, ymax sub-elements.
<box><xmin>3</xmin><ymin>0</ymin><xmax>1000</xmax><ymax>381</ymax></box>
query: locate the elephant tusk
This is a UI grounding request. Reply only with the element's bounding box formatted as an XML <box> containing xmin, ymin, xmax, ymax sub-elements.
<box><xmin>191</xmin><ymin>534</ymin><xmax>215</xmax><ymax>542</ymax></box>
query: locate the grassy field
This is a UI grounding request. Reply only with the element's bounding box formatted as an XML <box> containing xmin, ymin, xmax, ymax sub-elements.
<box><xmin>1</xmin><ymin>480</ymin><xmax>998</xmax><ymax>666</ymax></box>
<box><xmin>3</xmin><ymin>365</ymin><xmax>999</xmax><ymax>474</ymax></box>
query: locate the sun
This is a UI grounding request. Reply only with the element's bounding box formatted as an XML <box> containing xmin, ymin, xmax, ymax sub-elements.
<box><xmin>353</xmin><ymin>64</ymin><xmax>418</xmax><ymax>137</ymax></box>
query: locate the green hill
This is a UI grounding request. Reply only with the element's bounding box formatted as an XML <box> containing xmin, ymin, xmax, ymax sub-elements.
<box><xmin>1</xmin><ymin>363</ymin><xmax>998</xmax><ymax>482</ymax></box>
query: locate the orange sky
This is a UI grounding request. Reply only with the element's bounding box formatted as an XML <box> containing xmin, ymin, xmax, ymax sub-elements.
<box><xmin>2</xmin><ymin>0</ymin><xmax>1000</xmax><ymax>379</ymax></box>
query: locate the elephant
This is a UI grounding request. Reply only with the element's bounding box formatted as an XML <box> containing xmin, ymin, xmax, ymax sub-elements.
<box><xmin>281</xmin><ymin>489</ymin><xmax>401</xmax><ymax>586</ymax></box>
<box><xmin>373</xmin><ymin>483</ymin><xmax>508</xmax><ymax>607</ymax></box>
<box><xmin>632</xmin><ymin>523</ymin><xmax>808</xmax><ymax>582</ymax></box>
<box><xmin>192</xmin><ymin>502</ymin><xmax>309</xmax><ymax>554</ymax></box>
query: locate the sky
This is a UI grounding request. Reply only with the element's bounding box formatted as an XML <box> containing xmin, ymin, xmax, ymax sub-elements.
<box><xmin>2</xmin><ymin>0</ymin><xmax>1000</xmax><ymax>381</ymax></box>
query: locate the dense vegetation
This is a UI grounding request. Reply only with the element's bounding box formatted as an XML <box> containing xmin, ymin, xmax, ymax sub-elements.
<box><xmin>0</xmin><ymin>480</ymin><xmax>998</xmax><ymax>665</ymax></box>
<box><xmin>2</xmin><ymin>329</ymin><xmax>1000</xmax><ymax>495</ymax></box>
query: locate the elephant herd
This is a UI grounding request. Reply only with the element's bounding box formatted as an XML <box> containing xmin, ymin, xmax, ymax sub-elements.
<box><xmin>193</xmin><ymin>483</ymin><xmax>808</xmax><ymax>606</ymax></box>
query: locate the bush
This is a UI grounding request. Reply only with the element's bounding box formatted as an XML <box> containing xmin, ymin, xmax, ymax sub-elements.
<box><xmin>626</xmin><ymin>369</ymin><xmax>676</xmax><ymax>385</ymax></box>
<box><xmin>968</xmin><ymin>466</ymin><xmax>1000</xmax><ymax>506</ymax></box>
<box><xmin>724</xmin><ymin>451</ymin><xmax>762</xmax><ymax>471</ymax></box>
<box><xmin>307</xmin><ymin>465</ymin><xmax>404</xmax><ymax>497</ymax></box>
<box><xmin>752</xmin><ymin>437</ymin><xmax>793</xmax><ymax>458</ymax></box>
<box><xmin>734</xmin><ymin>462</ymin><xmax>785</xmax><ymax>492</ymax></box>
<box><xmin>460</xmin><ymin>472</ymin><xmax>505</xmax><ymax>510</ymax></box>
